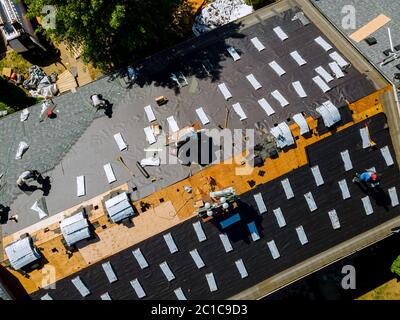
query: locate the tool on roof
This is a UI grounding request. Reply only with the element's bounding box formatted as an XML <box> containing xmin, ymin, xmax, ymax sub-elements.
<box><xmin>136</xmin><ymin>161</ymin><xmax>150</xmax><ymax>179</ymax></box>
<box><xmin>155</xmin><ymin>96</ymin><xmax>168</xmax><ymax>106</ymax></box>
<box><xmin>224</xmin><ymin>106</ymin><xmax>230</xmax><ymax>129</ymax></box>
<box><xmin>379</xmin><ymin>28</ymin><xmax>400</xmax><ymax>67</ymax></box>
<box><xmin>365</xmin><ymin>124</ymin><xmax>376</xmax><ymax>147</ymax></box>
<box><xmin>117</xmin><ymin>155</ymin><xmax>135</xmax><ymax>177</ymax></box>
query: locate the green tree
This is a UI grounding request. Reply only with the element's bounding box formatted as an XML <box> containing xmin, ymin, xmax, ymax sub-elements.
<box><xmin>24</xmin><ymin>0</ymin><xmax>192</xmax><ymax>71</ymax></box>
<box><xmin>391</xmin><ymin>255</ymin><xmax>400</xmax><ymax>277</ymax></box>
<box><xmin>245</xmin><ymin>0</ymin><xmax>276</xmax><ymax>10</ymax></box>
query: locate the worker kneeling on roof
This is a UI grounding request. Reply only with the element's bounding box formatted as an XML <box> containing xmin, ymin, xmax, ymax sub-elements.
<box><xmin>16</xmin><ymin>170</ymin><xmax>40</xmax><ymax>188</ymax></box>
<box><xmin>353</xmin><ymin>170</ymin><xmax>381</xmax><ymax>188</ymax></box>
<box><xmin>90</xmin><ymin>94</ymin><xmax>106</xmax><ymax>109</ymax></box>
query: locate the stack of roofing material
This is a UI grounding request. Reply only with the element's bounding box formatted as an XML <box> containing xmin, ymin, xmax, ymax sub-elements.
<box><xmin>76</xmin><ymin>175</ymin><xmax>85</xmax><ymax>197</ymax></box>
<box><xmin>114</xmin><ymin>132</ymin><xmax>128</xmax><ymax>151</ymax></box>
<box><xmin>170</xmin><ymin>72</ymin><xmax>188</xmax><ymax>88</ymax></box>
<box><xmin>104</xmin><ymin>192</ymin><xmax>135</xmax><ymax>223</ymax></box>
<box><xmin>273</xmin><ymin>208</ymin><xmax>286</xmax><ymax>227</ymax></box>
<box><xmin>290</xmin><ymin>51</ymin><xmax>307</xmax><ymax>66</ymax></box>
<box><xmin>293</xmin><ymin>113</ymin><xmax>310</xmax><ymax>135</ymax></box>
<box><xmin>174</xmin><ymin>288</ymin><xmax>187</xmax><ymax>300</ymax></box>
<box><xmin>232</xmin><ymin>103</ymin><xmax>247</xmax><ymax>121</ymax></box>
<box><xmin>251</xmin><ymin>37</ymin><xmax>265</xmax><ymax>51</ymax></box>
<box><xmin>4</xmin><ymin>236</ymin><xmax>41</xmax><ymax>270</ymax></box>
<box><xmin>316</xmin><ymin>101</ymin><xmax>341</xmax><ymax>128</ymax></box>
<box><xmin>329</xmin><ymin>52</ymin><xmax>349</xmax><ymax>68</ymax></box>
<box><xmin>227</xmin><ymin>47</ymin><xmax>241</xmax><ymax>61</ymax></box>
<box><xmin>304</xmin><ymin>192</ymin><xmax>317</xmax><ymax>212</ymax></box>
<box><xmin>71</xmin><ymin>276</ymin><xmax>90</xmax><ymax>297</ymax></box>
<box><xmin>270</xmin><ymin>122</ymin><xmax>295</xmax><ymax>149</ymax></box>
<box><xmin>103</xmin><ymin>163</ymin><xmax>117</xmax><ymax>183</ymax></box>
<box><xmin>254</xmin><ymin>193</ymin><xmax>267</xmax><ymax>214</ymax></box>
<box><xmin>271</xmin><ymin>90</ymin><xmax>289</xmax><ymax>107</ymax></box>
<box><xmin>267</xmin><ymin>240</ymin><xmax>280</xmax><ymax>259</ymax></box>
<box><xmin>193</xmin><ymin>0</ymin><xmax>253</xmax><ymax>36</ymax></box>
<box><xmin>273</xmin><ymin>26</ymin><xmax>289</xmax><ymax>41</ymax></box>
<box><xmin>329</xmin><ymin>62</ymin><xmax>345</xmax><ymax>78</ymax></box>
<box><xmin>144</xmin><ymin>105</ymin><xmax>156</xmax><ymax>122</ymax></box>
<box><xmin>15</xmin><ymin>141</ymin><xmax>29</xmax><ymax>160</ymax></box>
<box><xmin>257</xmin><ymin>98</ymin><xmax>275</xmax><ymax>116</ymax></box>
<box><xmin>195</xmin><ymin>107</ymin><xmax>210</xmax><ymax>125</ymax></box>
<box><xmin>60</xmin><ymin>211</ymin><xmax>91</xmax><ymax>247</ymax></box>
<box><xmin>292</xmin><ymin>81</ymin><xmax>307</xmax><ymax>98</ymax></box>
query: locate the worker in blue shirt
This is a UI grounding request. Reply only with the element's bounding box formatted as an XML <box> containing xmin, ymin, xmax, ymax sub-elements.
<box><xmin>353</xmin><ymin>170</ymin><xmax>380</xmax><ymax>187</ymax></box>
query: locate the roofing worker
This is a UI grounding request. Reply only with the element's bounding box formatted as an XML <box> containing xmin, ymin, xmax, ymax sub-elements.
<box><xmin>353</xmin><ymin>170</ymin><xmax>381</xmax><ymax>187</ymax></box>
<box><xmin>90</xmin><ymin>94</ymin><xmax>106</xmax><ymax>110</ymax></box>
<box><xmin>16</xmin><ymin>170</ymin><xmax>39</xmax><ymax>188</ymax></box>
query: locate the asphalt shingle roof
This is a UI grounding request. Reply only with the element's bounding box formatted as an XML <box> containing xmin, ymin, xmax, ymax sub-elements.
<box><xmin>311</xmin><ymin>0</ymin><xmax>400</xmax><ymax>82</ymax></box>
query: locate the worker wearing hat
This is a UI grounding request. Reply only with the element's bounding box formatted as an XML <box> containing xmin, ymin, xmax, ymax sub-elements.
<box><xmin>353</xmin><ymin>170</ymin><xmax>381</xmax><ymax>187</ymax></box>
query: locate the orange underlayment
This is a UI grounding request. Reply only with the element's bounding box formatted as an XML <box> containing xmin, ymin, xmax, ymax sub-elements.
<box><xmin>350</xmin><ymin>14</ymin><xmax>391</xmax><ymax>43</ymax></box>
<box><xmin>0</xmin><ymin>87</ymin><xmax>391</xmax><ymax>295</ymax></box>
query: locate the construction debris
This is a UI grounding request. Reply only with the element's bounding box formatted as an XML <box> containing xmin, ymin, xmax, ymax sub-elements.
<box><xmin>193</xmin><ymin>0</ymin><xmax>253</xmax><ymax>36</ymax></box>
<box><xmin>23</xmin><ymin>65</ymin><xmax>58</xmax><ymax>98</ymax></box>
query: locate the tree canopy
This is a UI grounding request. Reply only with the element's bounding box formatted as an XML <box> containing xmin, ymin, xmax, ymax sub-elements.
<box><xmin>25</xmin><ymin>0</ymin><xmax>193</xmax><ymax>71</ymax></box>
<box><xmin>391</xmin><ymin>255</ymin><xmax>400</xmax><ymax>277</ymax></box>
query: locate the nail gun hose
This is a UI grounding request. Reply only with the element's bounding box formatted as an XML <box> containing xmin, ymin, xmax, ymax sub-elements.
<box><xmin>136</xmin><ymin>161</ymin><xmax>150</xmax><ymax>178</ymax></box>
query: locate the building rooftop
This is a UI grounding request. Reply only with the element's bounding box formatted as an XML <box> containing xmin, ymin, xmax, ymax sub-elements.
<box><xmin>30</xmin><ymin>113</ymin><xmax>400</xmax><ymax>300</ymax></box>
<box><xmin>0</xmin><ymin>4</ymin><xmax>376</xmax><ymax>237</ymax></box>
<box><xmin>1</xmin><ymin>0</ymin><xmax>400</xmax><ymax>300</ymax></box>
<box><xmin>311</xmin><ymin>0</ymin><xmax>400</xmax><ymax>83</ymax></box>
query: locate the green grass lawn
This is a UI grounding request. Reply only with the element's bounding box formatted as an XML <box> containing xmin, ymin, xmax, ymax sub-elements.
<box><xmin>0</xmin><ymin>51</ymin><xmax>32</xmax><ymax>74</ymax></box>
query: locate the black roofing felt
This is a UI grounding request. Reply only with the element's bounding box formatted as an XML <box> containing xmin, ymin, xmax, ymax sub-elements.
<box><xmin>30</xmin><ymin>113</ymin><xmax>400</xmax><ymax>300</ymax></box>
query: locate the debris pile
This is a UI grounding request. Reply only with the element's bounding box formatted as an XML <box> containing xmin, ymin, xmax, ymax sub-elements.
<box><xmin>193</xmin><ymin>0</ymin><xmax>253</xmax><ymax>36</ymax></box>
<box><xmin>23</xmin><ymin>65</ymin><xmax>58</xmax><ymax>98</ymax></box>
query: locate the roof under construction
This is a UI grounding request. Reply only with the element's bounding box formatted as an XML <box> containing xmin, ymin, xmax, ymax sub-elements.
<box><xmin>1</xmin><ymin>0</ymin><xmax>400</xmax><ymax>300</ymax></box>
<box><xmin>30</xmin><ymin>113</ymin><xmax>400</xmax><ymax>300</ymax></box>
<box><xmin>1</xmin><ymin>4</ymin><xmax>375</xmax><ymax>236</ymax></box>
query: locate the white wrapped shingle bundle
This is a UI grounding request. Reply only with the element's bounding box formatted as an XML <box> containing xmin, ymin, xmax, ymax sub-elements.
<box><xmin>15</xmin><ymin>141</ymin><xmax>29</xmax><ymax>160</ymax></box>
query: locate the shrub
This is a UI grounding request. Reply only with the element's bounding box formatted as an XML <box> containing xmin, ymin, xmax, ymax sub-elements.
<box><xmin>391</xmin><ymin>255</ymin><xmax>400</xmax><ymax>277</ymax></box>
<box><xmin>245</xmin><ymin>0</ymin><xmax>276</xmax><ymax>10</ymax></box>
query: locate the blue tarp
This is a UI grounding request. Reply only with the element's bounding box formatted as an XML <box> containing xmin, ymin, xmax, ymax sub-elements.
<box><xmin>220</xmin><ymin>213</ymin><xmax>241</xmax><ymax>229</ymax></box>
